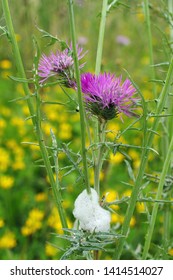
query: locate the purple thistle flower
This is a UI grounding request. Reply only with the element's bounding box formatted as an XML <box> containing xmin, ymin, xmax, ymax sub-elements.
<box><xmin>38</xmin><ymin>44</ymin><xmax>86</xmax><ymax>88</ymax></box>
<box><xmin>80</xmin><ymin>72</ymin><xmax>138</xmax><ymax>121</ymax></box>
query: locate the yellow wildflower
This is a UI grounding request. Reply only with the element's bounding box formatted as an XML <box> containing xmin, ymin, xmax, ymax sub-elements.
<box><xmin>136</xmin><ymin>202</ymin><xmax>145</xmax><ymax>213</ymax></box>
<box><xmin>21</xmin><ymin>227</ymin><xmax>32</xmax><ymax>236</ymax></box>
<box><xmin>143</xmin><ymin>89</ymin><xmax>153</xmax><ymax>100</ymax></box>
<box><xmin>1</xmin><ymin>107</ymin><xmax>11</xmax><ymax>117</ymax></box>
<box><xmin>28</xmin><ymin>143</ymin><xmax>40</xmax><ymax>151</ymax></box>
<box><xmin>0</xmin><ymin>175</ymin><xmax>14</xmax><ymax>189</ymax></box>
<box><xmin>11</xmin><ymin>116</ymin><xmax>25</xmax><ymax>127</ymax></box>
<box><xmin>6</xmin><ymin>139</ymin><xmax>18</xmax><ymax>149</ymax></box>
<box><xmin>111</xmin><ymin>214</ymin><xmax>136</xmax><ymax>227</ymax></box>
<box><xmin>47</xmin><ymin>110</ymin><xmax>58</xmax><ymax>121</ymax></box>
<box><xmin>0</xmin><ymin>148</ymin><xmax>11</xmax><ymax>172</ymax></box>
<box><xmin>0</xmin><ymin>59</ymin><xmax>12</xmax><ymax>69</ymax></box>
<box><xmin>45</xmin><ymin>243</ymin><xmax>58</xmax><ymax>257</ymax></box>
<box><xmin>129</xmin><ymin>216</ymin><xmax>136</xmax><ymax>227</ymax></box>
<box><xmin>47</xmin><ymin>207</ymin><xmax>63</xmax><ymax>234</ymax></box>
<box><xmin>62</xmin><ymin>200</ymin><xmax>71</xmax><ymax>209</ymax></box>
<box><xmin>168</xmin><ymin>248</ymin><xmax>173</xmax><ymax>256</ymax></box>
<box><xmin>2</xmin><ymin>71</ymin><xmax>9</xmax><ymax>79</ymax></box>
<box><xmin>0</xmin><ymin>232</ymin><xmax>17</xmax><ymax>249</ymax></box>
<box><xmin>0</xmin><ymin>219</ymin><xmax>5</xmax><ymax>228</ymax></box>
<box><xmin>58</xmin><ymin>123</ymin><xmax>72</xmax><ymax>140</ymax></box>
<box><xmin>22</xmin><ymin>105</ymin><xmax>30</xmax><ymax>117</ymax></box>
<box><xmin>109</xmin><ymin>152</ymin><xmax>124</xmax><ymax>164</ymax></box>
<box><xmin>123</xmin><ymin>189</ymin><xmax>132</xmax><ymax>197</ymax></box>
<box><xmin>111</xmin><ymin>213</ymin><xmax>122</xmax><ymax>224</ymax></box>
<box><xmin>12</xmin><ymin>160</ymin><xmax>25</xmax><ymax>170</ymax></box>
<box><xmin>0</xmin><ymin>119</ymin><xmax>6</xmax><ymax>132</ymax></box>
<box><xmin>21</xmin><ymin>208</ymin><xmax>44</xmax><ymax>236</ymax></box>
<box><xmin>42</xmin><ymin>123</ymin><xmax>57</xmax><ymax>136</ymax></box>
<box><xmin>106</xmin><ymin>122</ymin><xmax>120</xmax><ymax>141</ymax></box>
<box><xmin>14</xmin><ymin>146</ymin><xmax>24</xmax><ymax>157</ymax></box>
<box><xmin>16</xmin><ymin>84</ymin><xmax>25</xmax><ymax>95</ymax></box>
<box><xmin>128</xmin><ymin>149</ymin><xmax>140</xmax><ymax>169</ymax></box>
<box><xmin>105</xmin><ymin>190</ymin><xmax>120</xmax><ymax>211</ymax></box>
<box><xmin>35</xmin><ymin>192</ymin><xmax>48</xmax><ymax>202</ymax></box>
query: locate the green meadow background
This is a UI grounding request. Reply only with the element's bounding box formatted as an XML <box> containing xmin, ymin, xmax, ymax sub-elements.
<box><xmin>0</xmin><ymin>0</ymin><xmax>173</xmax><ymax>259</ymax></box>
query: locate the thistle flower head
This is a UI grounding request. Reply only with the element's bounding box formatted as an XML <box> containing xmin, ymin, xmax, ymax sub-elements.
<box><xmin>80</xmin><ymin>72</ymin><xmax>138</xmax><ymax>120</ymax></box>
<box><xmin>38</xmin><ymin>44</ymin><xmax>86</xmax><ymax>88</ymax></box>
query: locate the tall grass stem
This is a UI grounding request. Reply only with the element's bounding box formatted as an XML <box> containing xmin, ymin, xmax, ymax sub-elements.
<box><xmin>2</xmin><ymin>0</ymin><xmax>35</xmax><ymax>125</ymax></box>
<box><xmin>161</xmin><ymin>0</ymin><xmax>173</xmax><ymax>256</ymax></box>
<box><xmin>143</xmin><ymin>0</ymin><xmax>157</xmax><ymax>98</ymax></box>
<box><xmin>95</xmin><ymin>0</ymin><xmax>108</xmax><ymax>75</ymax></box>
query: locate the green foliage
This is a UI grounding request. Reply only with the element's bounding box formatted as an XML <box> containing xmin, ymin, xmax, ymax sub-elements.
<box><xmin>0</xmin><ymin>0</ymin><xmax>173</xmax><ymax>260</ymax></box>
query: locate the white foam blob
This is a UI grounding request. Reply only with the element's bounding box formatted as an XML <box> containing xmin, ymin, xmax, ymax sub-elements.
<box><xmin>73</xmin><ymin>188</ymin><xmax>111</xmax><ymax>232</ymax></box>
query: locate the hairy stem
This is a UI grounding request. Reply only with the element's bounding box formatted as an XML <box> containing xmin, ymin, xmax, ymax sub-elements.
<box><xmin>68</xmin><ymin>0</ymin><xmax>91</xmax><ymax>194</ymax></box>
<box><xmin>94</xmin><ymin>120</ymin><xmax>107</xmax><ymax>196</ymax></box>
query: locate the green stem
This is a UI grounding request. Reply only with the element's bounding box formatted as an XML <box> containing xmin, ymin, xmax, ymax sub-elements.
<box><xmin>162</xmin><ymin>204</ymin><xmax>171</xmax><ymax>259</ymax></box>
<box><xmin>142</xmin><ymin>133</ymin><xmax>173</xmax><ymax>259</ymax></box>
<box><xmin>167</xmin><ymin>0</ymin><xmax>173</xmax><ymax>146</ymax></box>
<box><xmin>114</xmin><ymin>56</ymin><xmax>173</xmax><ymax>259</ymax></box>
<box><xmin>95</xmin><ymin>0</ymin><xmax>108</xmax><ymax>75</ymax></box>
<box><xmin>159</xmin><ymin>0</ymin><xmax>173</xmax><ymax>257</ymax></box>
<box><xmin>143</xmin><ymin>0</ymin><xmax>157</xmax><ymax>98</ymax></box>
<box><xmin>2</xmin><ymin>0</ymin><xmax>68</xmax><ymax>229</ymax></box>
<box><xmin>35</xmin><ymin>91</ymin><xmax>68</xmax><ymax>229</ymax></box>
<box><xmin>2</xmin><ymin>0</ymin><xmax>35</xmax><ymax>126</ymax></box>
<box><xmin>93</xmin><ymin>0</ymin><xmax>108</xmax><ymax>195</ymax></box>
<box><xmin>94</xmin><ymin>120</ymin><xmax>107</xmax><ymax>196</ymax></box>
<box><xmin>168</xmin><ymin>0</ymin><xmax>173</xmax><ymax>42</ymax></box>
<box><xmin>68</xmin><ymin>0</ymin><xmax>91</xmax><ymax>194</ymax></box>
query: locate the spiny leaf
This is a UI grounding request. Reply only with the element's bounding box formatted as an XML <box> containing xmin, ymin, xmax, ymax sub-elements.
<box><xmin>149</xmin><ymin>79</ymin><xmax>165</xmax><ymax>85</ymax></box>
<box><xmin>9</xmin><ymin>75</ymin><xmax>33</xmax><ymax>83</ymax></box>
<box><xmin>32</xmin><ymin>35</ymin><xmax>41</xmax><ymax>68</ymax></box>
<box><xmin>124</xmin><ymin>159</ymin><xmax>136</xmax><ymax>182</ymax></box>
<box><xmin>0</xmin><ymin>25</ymin><xmax>10</xmax><ymax>40</ymax></box>
<box><xmin>148</xmin><ymin>113</ymin><xmax>173</xmax><ymax>118</ymax></box>
<box><xmin>9</xmin><ymin>95</ymin><xmax>34</xmax><ymax>103</ymax></box>
<box><xmin>151</xmin><ymin>62</ymin><xmax>169</xmax><ymax>67</ymax></box>
<box><xmin>107</xmin><ymin>0</ymin><xmax>119</xmax><ymax>12</ymax></box>
<box><xmin>36</xmin><ymin>26</ymin><xmax>68</xmax><ymax>49</ymax></box>
<box><xmin>42</xmin><ymin>100</ymin><xmax>67</xmax><ymax>106</ymax></box>
<box><xmin>138</xmin><ymin>197</ymin><xmax>173</xmax><ymax>204</ymax></box>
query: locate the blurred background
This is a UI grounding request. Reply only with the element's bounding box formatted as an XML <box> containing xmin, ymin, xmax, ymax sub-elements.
<box><xmin>0</xmin><ymin>0</ymin><xmax>173</xmax><ymax>259</ymax></box>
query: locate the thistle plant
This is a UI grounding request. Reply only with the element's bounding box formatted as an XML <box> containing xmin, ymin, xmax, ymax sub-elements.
<box><xmin>81</xmin><ymin>72</ymin><xmax>138</xmax><ymax>120</ymax></box>
<box><xmin>1</xmin><ymin>0</ymin><xmax>173</xmax><ymax>261</ymax></box>
<box><xmin>38</xmin><ymin>44</ymin><xmax>86</xmax><ymax>87</ymax></box>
